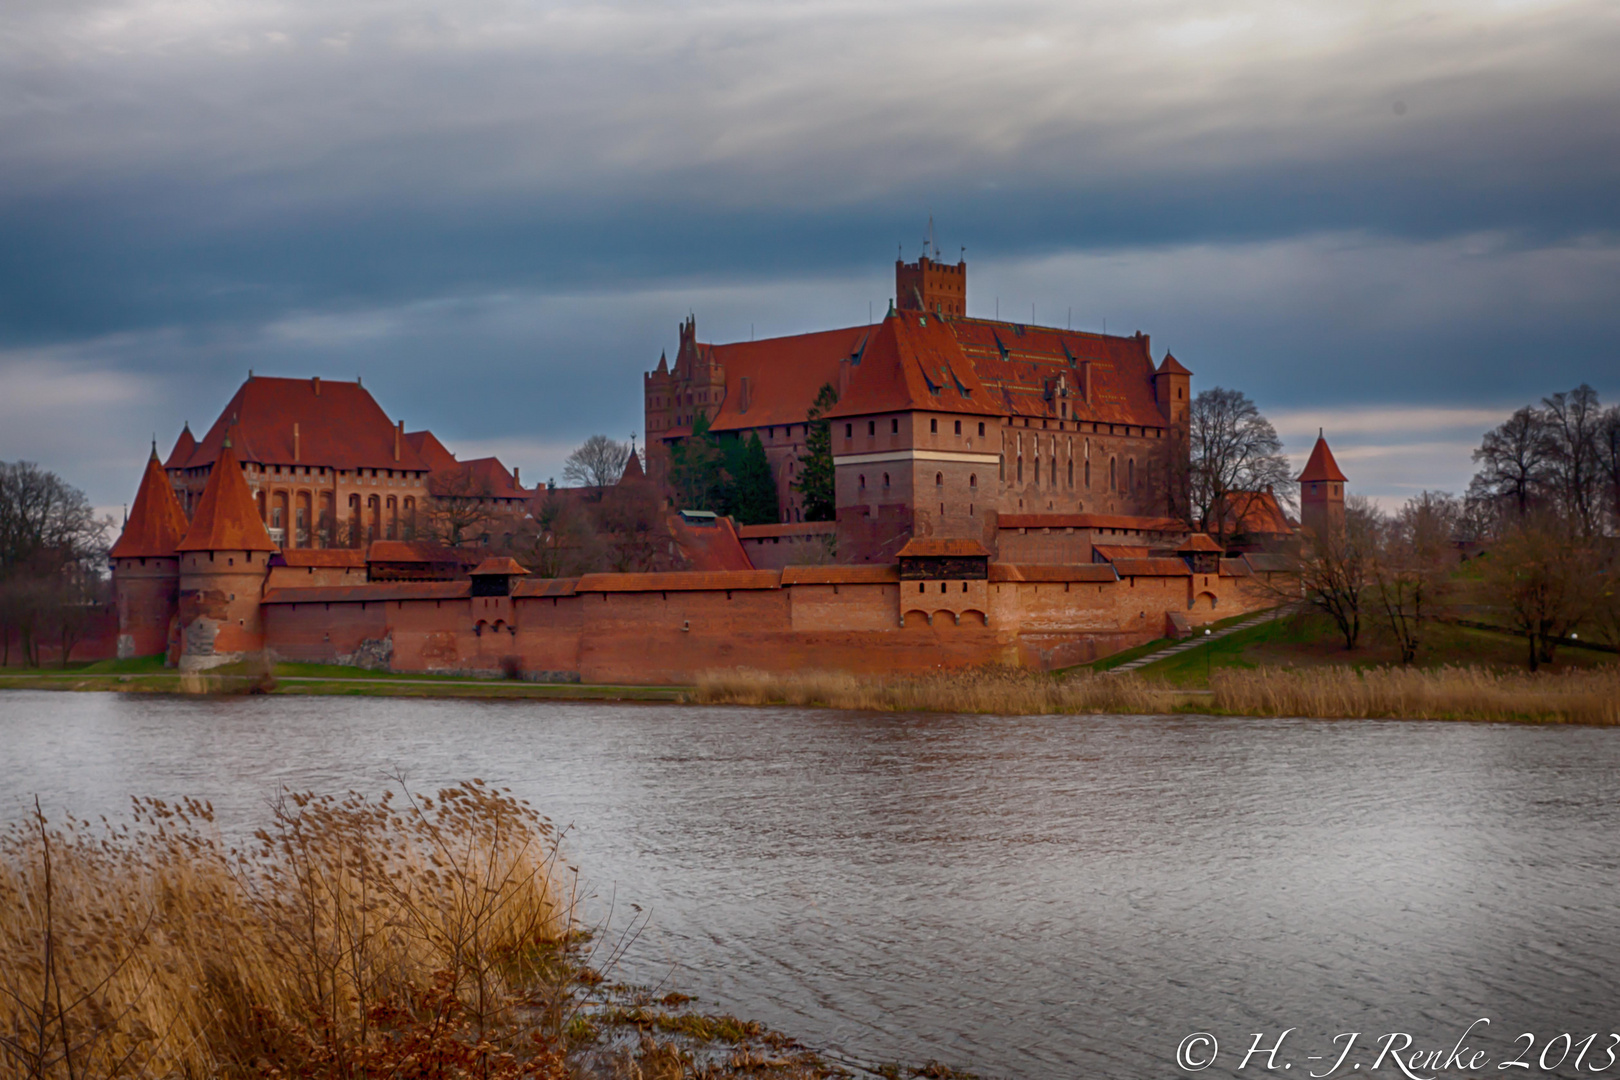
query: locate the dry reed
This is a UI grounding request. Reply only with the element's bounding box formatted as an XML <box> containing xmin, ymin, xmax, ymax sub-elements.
<box><xmin>1211</xmin><ymin>664</ymin><xmax>1620</xmax><ymax>724</ymax></box>
<box><xmin>688</xmin><ymin>666</ymin><xmax>1179</xmax><ymax>715</ymax></box>
<box><xmin>0</xmin><ymin>780</ymin><xmax>574</xmax><ymax>1079</ymax></box>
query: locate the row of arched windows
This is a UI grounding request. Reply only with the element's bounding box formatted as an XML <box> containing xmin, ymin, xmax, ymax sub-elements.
<box><xmin>255</xmin><ymin>489</ymin><xmax>417</xmax><ymax>548</ymax></box>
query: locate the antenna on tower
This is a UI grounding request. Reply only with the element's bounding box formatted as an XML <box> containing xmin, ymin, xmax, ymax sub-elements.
<box><xmin>924</xmin><ymin>215</ymin><xmax>939</xmax><ymax>260</ymax></box>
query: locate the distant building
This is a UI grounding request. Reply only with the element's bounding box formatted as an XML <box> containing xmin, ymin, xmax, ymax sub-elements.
<box><xmin>645</xmin><ymin>254</ymin><xmax>1193</xmax><ymax>562</ymax></box>
<box><xmin>1297</xmin><ymin>432</ymin><xmax>1348</xmax><ymax>540</ymax></box>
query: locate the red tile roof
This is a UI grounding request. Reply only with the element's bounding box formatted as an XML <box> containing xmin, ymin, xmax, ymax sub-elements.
<box><xmin>111</xmin><ymin>450</ymin><xmax>189</xmax><ymax>559</ymax></box>
<box><xmin>896</xmin><ymin>537</ymin><xmax>991</xmax><ymax>558</ymax></box>
<box><xmin>1297</xmin><ymin>435</ymin><xmax>1348</xmax><ymax>483</ymax></box>
<box><xmin>366</xmin><ymin>540</ymin><xmax>481</xmax><ymax>566</ymax></box>
<box><xmin>1178</xmin><ymin>533</ymin><xmax>1224</xmax><ymax>552</ymax></box>
<box><xmin>996</xmin><ymin>512</ymin><xmax>1188</xmax><ymax>533</ymax></box>
<box><xmin>826</xmin><ymin>311</ymin><xmax>994</xmax><ymax>421</ymax></box>
<box><xmin>177</xmin><ymin>377</ymin><xmax>432</xmax><ymax>473</ymax></box>
<box><xmin>779</xmin><ymin>565</ymin><xmax>900</xmax><ymax>585</ymax></box>
<box><xmin>575</xmin><ymin>570</ymin><xmax>782</xmax><ymax>592</ymax></box>
<box><xmin>990</xmin><ymin>564</ymin><xmax>1119</xmax><ymax>583</ymax></box>
<box><xmin>163</xmin><ymin>424</ymin><xmax>196</xmax><ymax>470</ymax></box>
<box><xmin>176</xmin><ymin>441</ymin><xmax>278</xmax><ymax>552</ymax></box>
<box><xmin>273</xmin><ymin>549</ymin><xmax>367</xmax><ymax>568</ymax></box>
<box><xmin>1110</xmin><ymin>557</ymin><xmax>1193</xmax><ymax>577</ymax></box>
<box><xmin>1213</xmin><ymin>490</ymin><xmax>1293</xmax><ymax>536</ymax></box>
<box><xmin>1156</xmin><ymin>353</ymin><xmax>1192</xmax><ymax>376</ymax></box>
<box><xmin>469</xmin><ymin>556</ymin><xmax>530</xmax><ymax>577</ymax></box>
<box><xmin>668</xmin><ymin>513</ymin><xmax>755</xmax><ymax>572</ymax></box>
<box><xmin>512</xmin><ymin>577</ymin><xmax>580</xmax><ymax>598</ymax></box>
<box><xmin>1091</xmin><ymin>543</ymin><xmax>1156</xmax><ymax>563</ymax></box>
<box><xmin>703</xmin><ymin>325</ymin><xmax>874</xmax><ymax>433</ymax></box>
<box><xmin>404</xmin><ymin>430</ymin><xmax>458</xmax><ymax>471</ymax></box>
<box><xmin>427</xmin><ymin>456</ymin><xmax>528</xmax><ymax>500</ymax></box>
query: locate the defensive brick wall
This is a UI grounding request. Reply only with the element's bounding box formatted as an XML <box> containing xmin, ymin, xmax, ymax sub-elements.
<box><xmin>257</xmin><ymin>559</ymin><xmax>1283</xmax><ymax>683</ymax></box>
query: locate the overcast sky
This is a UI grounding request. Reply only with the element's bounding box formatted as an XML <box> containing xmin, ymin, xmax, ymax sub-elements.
<box><xmin>3</xmin><ymin>0</ymin><xmax>1617</xmax><ymax>514</ymax></box>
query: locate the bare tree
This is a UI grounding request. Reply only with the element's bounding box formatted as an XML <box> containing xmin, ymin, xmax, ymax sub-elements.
<box><xmin>1595</xmin><ymin>403</ymin><xmax>1620</xmax><ymax>533</ymax></box>
<box><xmin>1370</xmin><ymin>491</ymin><xmax>1459</xmax><ymax>664</ymax></box>
<box><xmin>562</xmin><ymin>435</ymin><xmax>631</xmax><ymax>493</ymax></box>
<box><xmin>1542</xmin><ymin>384</ymin><xmax>1604</xmax><ymax>536</ymax></box>
<box><xmin>1296</xmin><ymin>495</ymin><xmax>1380</xmax><ymax>650</ymax></box>
<box><xmin>0</xmin><ymin>462</ymin><xmax>109</xmax><ymax>666</ymax></box>
<box><xmin>1482</xmin><ymin>512</ymin><xmax>1590</xmax><ymax>670</ymax></box>
<box><xmin>1188</xmin><ymin>388</ymin><xmax>1292</xmax><ymax>545</ymax></box>
<box><xmin>1468</xmin><ymin>405</ymin><xmax>1555</xmax><ymax>520</ymax></box>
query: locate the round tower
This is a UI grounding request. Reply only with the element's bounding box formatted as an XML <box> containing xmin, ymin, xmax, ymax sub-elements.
<box><xmin>110</xmin><ymin>444</ymin><xmax>191</xmax><ymax>660</ymax></box>
<box><xmin>1297</xmin><ymin>430</ymin><xmax>1347</xmax><ymax>540</ymax></box>
<box><xmin>174</xmin><ymin>437</ymin><xmax>277</xmax><ymax>671</ymax></box>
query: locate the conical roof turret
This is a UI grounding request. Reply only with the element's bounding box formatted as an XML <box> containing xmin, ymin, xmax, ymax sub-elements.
<box><xmin>164</xmin><ymin>423</ymin><xmax>197</xmax><ymax>469</ymax></box>
<box><xmin>176</xmin><ymin>437</ymin><xmax>276</xmax><ymax>552</ymax></box>
<box><xmin>110</xmin><ymin>445</ymin><xmax>189</xmax><ymax>558</ymax></box>
<box><xmin>1297</xmin><ymin>431</ymin><xmax>1347</xmax><ymax>483</ymax></box>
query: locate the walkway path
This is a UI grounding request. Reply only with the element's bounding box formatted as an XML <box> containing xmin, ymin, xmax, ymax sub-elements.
<box><xmin>1103</xmin><ymin>606</ymin><xmax>1295</xmax><ymax>676</ymax></box>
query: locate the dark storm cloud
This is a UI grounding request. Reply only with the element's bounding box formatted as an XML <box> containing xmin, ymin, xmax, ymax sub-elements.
<box><xmin>1</xmin><ymin>0</ymin><xmax>1618</xmax><ymax>507</ymax></box>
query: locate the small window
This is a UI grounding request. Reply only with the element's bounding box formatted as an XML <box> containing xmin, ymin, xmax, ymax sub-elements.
<box><xmin>954</xmin><ymin>420</ymin><xmax>962</xmax><ymax>435</ymax></box>
<box><xmin>892</xmin><ymin>418</ymin><xmax>900</xmax><ymax>434</ymax></box>
<box><xmin>969</xmin><ymin>474</ymin><xmax>977</xmax><ymax>488</ymax></box>
<box><xmin>868</xmin><ymin>421</ymin><xmax>875</xmax><ymax>436</ymax></box>
<box><xmin>930</xmin><ymin>418</ymin><xmax>938</xmax><ymax>433</ymax></box>
<box><xmin>846</xmin><ymin>423</ymin><xmax>852</xmax><ymax>438</ymax></box>
<box><xmin>978</xmin><ymin>422</ymin><xmax>986</xmax><ymax>437</ymax></box>
<box><xmin>935</xmin><ymin>472</ymin><xmax>944</xmax><ymax>487</ymax></box>
<box><xmin>883</xmin><ymin>473</ymin><xmax>890</xmax><ymax>488</ymax></box>
<box><xmin>859</xmin><ymin>474</ymin><xmax>866</xmax><ymax>490</ymax></box>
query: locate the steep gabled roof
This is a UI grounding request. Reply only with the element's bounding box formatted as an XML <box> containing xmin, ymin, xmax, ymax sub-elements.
<box><xmin>668</xmin><ymin>512</ymin><xmax>754</xmax><ymax>571</ymax></box>
<box><xmin>164</xmin><ymin>424</ymin><xmax>197</xmax><ymax>470</ymax></box>
<box><xmin>1155</xmin><ymin>353</ymin><xmax>1192</xmax><ymax>377</ymax></box>
<box><xmin>895</xmin><ymin>537</ymin><xmax>991</xmax><ymax>558</ymax></box>
<box><xmin>946</xmin><ymin>318</ymin><xmax>1162</xmax><ymax>424</ymax></box>
<box><xmin>1213</xmin><ymin>490</ymin><xmax>1293</xmax><ymax>536</ymax></box>
<box><xmin>825</xmin><ymin>312</ymin><xmax>994</xmax><ymax>420</ymax></box>
<box><xmin>176</xmin><ymin>441</ymin><xmax>277</xmax><ymax>552</ymax></box>
<box><xmin>704</xmin><ymin>325</ymin><xmax>872</xmax><ymax>433</ymax></box>
<box><xmin>177</xmin><ymin>376</ymin><xmax>432</xmax><ymax>473</ymax></box>
<box><xmin>427</xmin><ymin>456</ymin><xmax>528</xmax><ymax>500</ymax></box>
<box><xmin>1297</xmin><ymin>434</ymin><xmax>1348</xmax><ymax>483</ymax></box>
<box><xmin>404</xmin><ymin>430</ymin><xmax>458</xmax><ymax>471</ymax></box>
<box><xmin>111</xmin><ymin>449</ymin><xmax>189</xmax><ymax>558</ymax></box>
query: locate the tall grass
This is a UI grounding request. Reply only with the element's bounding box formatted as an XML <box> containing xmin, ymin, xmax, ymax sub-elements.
<box><xmin>1212</xmin><ymin>664</ymin><xmax>1620</xmax><ymax>724</ymax></box>
<box><xmin>0</xmin><ymin>781</ymin><xmax>574</xmax><ymax>1079</ymax></box>
<box><xmin>688</xmin><ymin>667</ymin><xmax>1179</xmax><ymax>715</ymax></box>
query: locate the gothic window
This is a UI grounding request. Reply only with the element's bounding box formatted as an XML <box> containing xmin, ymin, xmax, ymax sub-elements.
<box><xmin>1034</xmin><ymin>455</ymin><xmax>1040</xmax><ymax>484</ymax></box>
<box><xmin>367</xmin><ymin>494</ymin><xmax>380</xmax><ymax>542</ymax></box>
<box><xmin>969</xmin><ymin>474</ymin><xmax>977</xmax><ymax>488</ymax></box>
<box><xmin>883</xmin><ymin>473</ymin><xmax>890</xmax><ymax>489</ymax></box>
<box><xmin>935</xmin><ymin>472</ymin><xmax>943</xmax><ymax>488</ymax></box>
<box><xmin>386</xmin><ymin>495</ymin><xmax>398</xmax><ymax>540</ymax></box>
<box><xmin>859</xmin><ymin>474</ymin><xmax>865</xmax><ymax>490</ymax></box>
<box><xmin>1085</xmin><ymin>459</ymin><xmax>1091</xmax><ymax>488</ymax></box>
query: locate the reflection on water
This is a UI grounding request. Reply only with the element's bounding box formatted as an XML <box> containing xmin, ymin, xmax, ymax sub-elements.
<box><xmin>2</xmin><ymin>690</ymin><xmax>1618</xmax><ymax>1078</ymax></box>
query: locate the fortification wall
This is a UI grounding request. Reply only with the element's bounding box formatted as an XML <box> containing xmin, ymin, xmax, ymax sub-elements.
<box><xmin>253</xmin><ymin>560</ymin><xmax>1281</xmax><ymax>683</ymax></box>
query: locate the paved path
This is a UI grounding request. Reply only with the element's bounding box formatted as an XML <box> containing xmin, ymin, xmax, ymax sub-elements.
<box><xmin>1103</xmin><ymin>606</ymin><xmax>1294</xmax><ymax>676</ymax></box>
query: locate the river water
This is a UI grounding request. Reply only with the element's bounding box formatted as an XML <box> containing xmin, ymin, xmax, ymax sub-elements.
<box><xmin>2</xmin><ymin>690</ymin><xmax>1618</xmax><ymax>1079</ymax></box>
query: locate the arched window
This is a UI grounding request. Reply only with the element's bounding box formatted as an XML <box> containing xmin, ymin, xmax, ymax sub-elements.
<box><xmin>1085</xmin><ymin>459</ymin><xmax>1091</xmax><ymax>488</ymax></box>
<box><xmin>1068</xmin><ymin>459</ymin><xmax>1074</xmax><ymax>487</ymax></box>
<box><xmin>402</xmin><ymin>496</ymin><xmax>415</xmax><ymax>540</ymax></box>
<box><xmin>1109</xmin><ymin>458</ymin><xmax>1117</xmax><ymax>491</ymax></box>
<box><xmin>882</xmin><ymin>473</ymin><xmax>890</xmax><ymax>489</ymax></box>
<box><xmin>348</xmin><ymin>494</ymin><xmax>362</xmax><ymax>548</ymax></box>
<box><xmin>386</xmin><ymin>495</ymin><xmax>398</xmax><ymax>540</ymax></box>
<box><xmin>367</xmin><ymin>494</ymin><xmax>381</xmax><ymax>542</ymax></box>
<box><xmin>858</xmin><ymin>474</ymin><xmax>866</xmax><ymax>490</ymax></box>
<box><xmin>295</xmin><ymin>491</ymin><xmax>311</xmax><ymax>547</ymax></box>
<box><xmin>935</xmin><ymin>472</ymin><xmax>943</xmax><ymax>488</ymax></box>
<box><xmin>969</xmin><ymin>474</ymin><xmax>977</xmax><ymax>488</ymax></box>
<box><xmin>1034</xmin><ymin>455</ymin><xmax>1040</xmax><ymax>484</ymax></box>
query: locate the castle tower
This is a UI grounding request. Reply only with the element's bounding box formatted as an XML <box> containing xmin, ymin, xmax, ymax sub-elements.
<box><xmin>1297</xmin><ymin>431</ymin><xmax>1347</xmax><ymax>540</ymax></box>
<box><xmin>174</xmin><ymin>437</ymin><xmax>277</xmax><ymax>671</ymax></box>
<box><xmin>895</xmin><ymin>255</ymin><xmax>966</xmax><ymax>316</ymax></box>
<box><xmin>110</xmin><ymin>444</ymin><xmax>190</xmax><ymax>661</ymax></box>
<box><xmin>1152</xmin><ymin>353</ymin><xmax>1192</xmax><ymax>428</ymax></box>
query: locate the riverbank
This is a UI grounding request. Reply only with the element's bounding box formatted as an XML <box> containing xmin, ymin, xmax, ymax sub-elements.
<box><xmin>2</xmin><ymin>779</ymin><xmax>949</xmax><ymax>1080</ymax></box>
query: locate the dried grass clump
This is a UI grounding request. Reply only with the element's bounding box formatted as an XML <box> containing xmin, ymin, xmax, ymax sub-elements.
<box><xmin>688</xmin><ymin>667</ymin><xmax>1177</xmax><ymax>716</ymax></box>
<box><xmin>1212</xmin><ymin>664</ymin><xmax>1620</xmax><ymax>724</ymax></box>
<box><xmin>0</xmin><ymin>780</ymin><xmax>573</xmax><ymax>1079</ymax></box>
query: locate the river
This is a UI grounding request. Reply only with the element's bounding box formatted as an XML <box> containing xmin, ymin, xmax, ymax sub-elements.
<box><xmin>2</xmin><ymin>690</ymin><xmax>1618</xmax><ymax>1078</ymax></box>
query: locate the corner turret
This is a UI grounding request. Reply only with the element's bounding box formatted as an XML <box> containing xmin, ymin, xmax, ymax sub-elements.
<box><xmin>110</xmin><ymin>444</ymin><xmax>190</xmax><ymax>660</ymax></box>
<box><xmin>174</xmin><ymin>437</ymin><xmax>276</xmax><ymax>671</ymax></box>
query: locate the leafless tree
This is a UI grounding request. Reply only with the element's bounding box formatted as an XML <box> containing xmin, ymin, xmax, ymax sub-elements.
<box><xmin>1370</xmin><ymin>491</ymin><xmax>1460</xmax><ymax>664</ymax></box>
<box><xmin>0</xmin><ymin>462</ymin><xmax>110</xmax><ymax>666</ymax></box>
<box><xmin>1482</xmin><ymin>512</ymin><xmax>1591</xmax><ymax>670</ymax></box>
<box><xmin>1295</xmin><ymin>495</ymin><xmax>1381</xmax><ymax>650</ymax></box>
<box><xmin>1595</xmin><ymin>404</ymin><xmax>1620</xmax><ymax>533</ymax></box>
<box><xmin>1542</xmin><ymin>384</ymin><xmax>1604</xmax><ymax>537</ymax></box>
<box><xmin>1188</xmin><ymin>388</ymin><xmax>1293</xmax><ymax>545</ymax></box>
<box><xmin>562</xmin><ymin>435</ymin><xmax>631</xmax><ymax>493</ymax></box>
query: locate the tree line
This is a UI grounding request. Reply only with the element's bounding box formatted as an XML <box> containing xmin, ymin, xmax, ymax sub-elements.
<box><xmin>0</xmin><ymin>462</ymin><xmax>111</xmax><ymax>667</ymax></box>
<box><xmin>1295</xmin><ymin>384</ymin><xmax>1620</xmax><ymax>670</ymax></box>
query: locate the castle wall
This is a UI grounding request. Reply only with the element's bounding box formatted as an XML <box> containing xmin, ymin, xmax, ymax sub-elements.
<box><xmin>254</xmin><ymin>558</ymin><xmax>1283</xmax><ymax>683</ymax></box>
<box><xmin>177</xmin><ymin>550</ymin><xmax>271</xmax><ymax>670</ymax></box>
<box><xmin>113</xmin><ymin>556</ymin><xmax>179</xmax><ymax>659</ymax></box>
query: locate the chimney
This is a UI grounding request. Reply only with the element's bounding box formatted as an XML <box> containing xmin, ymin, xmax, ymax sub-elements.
<box><xmin>293</xmin><ymin>422</ymin><xmax>300</xmax><ymax>462</ymax></box>
<box><xmin>512</xmin><ymin>466</ymin><xmax>520</xmax><ymax>486</ymax></box>
<box><xmin>312</xmin><ymin>376</ymin><xmax>320</xmax><ymax>396</ymax></box>
<box><xmin>394</xmin><ymin>421</ymin><xmax>402</xmax><ymax>462</ymax></box>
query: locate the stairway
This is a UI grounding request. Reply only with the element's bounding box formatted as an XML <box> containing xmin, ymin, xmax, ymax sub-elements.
<box><xmin>1102</xmin><ymin>606</ymin><xmax>1294</xmax><ymax>676</ymax></box>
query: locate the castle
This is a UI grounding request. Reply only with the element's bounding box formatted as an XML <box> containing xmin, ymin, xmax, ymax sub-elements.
<box><xmin>646</xmin><ymin>254</ymin><xmax>1193</xmax><ymax>564</ymax></box>
<box><xmin>100</xmin><ymin>253</ymin><xmax>1348</xmax><ymax>680</ymax></box>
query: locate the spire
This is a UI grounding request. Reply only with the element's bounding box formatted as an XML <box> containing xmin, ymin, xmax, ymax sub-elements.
<box><xmin>111</xmin><ymin>449</ymin><xmax>190</xmax><ymax>558</ymax></box>
<box><xmin>164</xmin><ymin>423</ymin><xmax>197</xmax><ymax>469</ymax></box>
<box><xmin>176</xmin><ymin>440</ymin><xmax>277</xmax><ymax>552</ymax></box>
<box><xmin>1297</xmin><ymin>433</ymin><xmax>1348</xmax><ymax>483</ymax></box>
